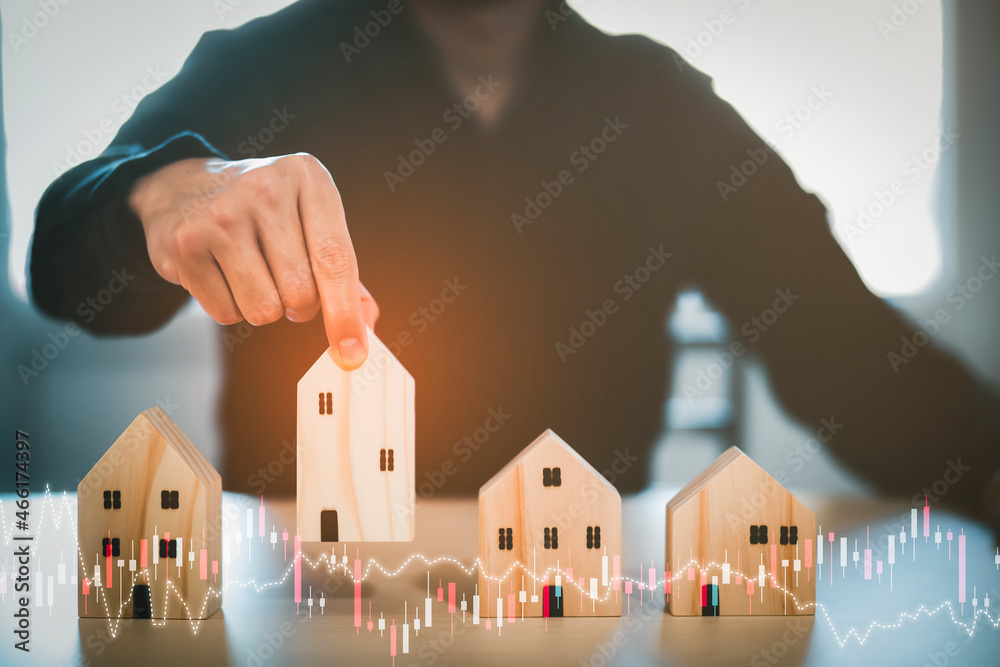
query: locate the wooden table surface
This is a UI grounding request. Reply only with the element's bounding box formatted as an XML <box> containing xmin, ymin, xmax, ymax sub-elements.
<box><xmin>2</xmin><ymin>490</ymin><xmax>998</xmax><ymax>666</ymax></box>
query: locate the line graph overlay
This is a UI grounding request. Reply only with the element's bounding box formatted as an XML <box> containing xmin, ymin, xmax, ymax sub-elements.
<box><xmin>2</xmin><ymin>488</ymin><xmax>998</xmax><ymax>651</ymax></box>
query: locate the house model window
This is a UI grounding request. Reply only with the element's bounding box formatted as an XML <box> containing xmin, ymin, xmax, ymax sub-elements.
<box><xmin>102</xmin><ymin>537</ymin><xmax>121</xmax><ymax>558</ymax></box>
<box><xmin>780</xmin><ymin>525</ymin><xmax>799</xmax><ymax>545</ymax></box>
<box><xmin>103</xmin><ymin>490</ymin><xmax>121</xmax><ymax>509</ymax></box>
<box><xmin>297</xmin><ymin>328</ymin><xmax>415</xmax><ymax>544</ymax></box>
<box><xmin>77</xmin><ymin>407</ymin><xmax>223</xmax><ymax>621</ymax></box>
<box><xmin>379</xmin><ymin>448</ymin><xmax>395</xmax><ymax>472</ymax></box>
<box><xmin>159</xmin><ymin>538</ymin><xmax>177</xmax><ymax>559</ymax></box>
<box><xmin>478</xmin><ymin>429</ymin><xmax>622</xmax><ymax>618</ymax></box>
<box><xmin>498</xmin><ymin>527</ymin><xmax>513</xmax><ymax>550</ymax></box>
<box><xmin>749</xmin><ymin>524</ymin><xmax>769</xmax><ymax>545</ymax></box>
<box><xmin>161</xmin><ymin>490</ymin><xmax>179</xmax><ymax>509</ymax></box>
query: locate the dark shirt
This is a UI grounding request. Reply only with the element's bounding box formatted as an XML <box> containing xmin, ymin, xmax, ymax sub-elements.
<box><xmin>29</xmin><ymin>0</ymin><xmax>1000</xmax><ymax>511</ymax></box>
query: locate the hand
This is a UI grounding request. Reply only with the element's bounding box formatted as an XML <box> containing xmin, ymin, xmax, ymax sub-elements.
<box><xmin>129</xmin><ymin>153</ymin><xmax>377</xmax><ymax>370</ymax></box>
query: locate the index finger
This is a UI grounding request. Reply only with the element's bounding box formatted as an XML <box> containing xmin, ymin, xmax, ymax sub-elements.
<box><xmin>293</xmin><ymin>156</ymin><xmax>368</xmax><ymax>370</ymax></box>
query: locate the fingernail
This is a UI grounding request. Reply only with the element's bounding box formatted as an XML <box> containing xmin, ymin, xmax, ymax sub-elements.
<box><xmin>338</xmin><ymin>337</ymin><xmax>366</xmax><ymax>368</ymax></box>
<box><xmin>285</xmin><ymin>309</ymin><xmax>303</xmax><ymax>322</ymax></box>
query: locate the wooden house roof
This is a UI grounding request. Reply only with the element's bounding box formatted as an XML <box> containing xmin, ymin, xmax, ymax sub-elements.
<box><xmin>479</xmin><ymin>429</ymin><xmax>619</xmax><ymax>497</ymax></box>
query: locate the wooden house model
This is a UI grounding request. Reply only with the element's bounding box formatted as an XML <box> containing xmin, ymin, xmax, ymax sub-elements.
<box><xmin>296</xmin><ymin>326</ymin><xmax>415</xmax><ymax>542</ymax></box>
<box><xmin>478</xmin><ymin>429</ymin><xmax>621</xmax><ymax>617</ymax></box>
<box><xmin>77</xmin><ymin>407</ymin><xmax>222</xmax><ymax>619</ymax></box>
<box><xmin>665</xmin><ymin>447</ymin><xmax>815</xmax><ymax>616</ymax></box>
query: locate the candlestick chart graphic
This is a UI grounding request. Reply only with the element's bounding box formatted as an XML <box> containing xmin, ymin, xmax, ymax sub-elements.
<box><xmin>1</xmin><ymin>488</ymin><xmax>999</xmax><ymax>663</ymax></box>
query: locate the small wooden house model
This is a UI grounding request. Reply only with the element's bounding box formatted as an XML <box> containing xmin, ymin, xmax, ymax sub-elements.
<box><xmin>478</xmin><ymin>430</ymin><xmax>621</xmax><ymax>617</ymax></box>
<box><xmin>296</xmin><ymin>326</ymin><xmax>415</xmax><ymax>542</ymax></box>
<box><xmin>77</xmin><ymin>407</ymin><xmax>222</xmax><ymax>619</ymax></box>
<box><xmin>665</xmin><ymin>447</ymin><xmax>816</xmax><ymax>616</ymax></box>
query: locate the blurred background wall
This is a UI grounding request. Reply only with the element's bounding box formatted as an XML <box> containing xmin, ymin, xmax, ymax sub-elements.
<box><xmin>1</xmin><ymin>0</ymin><xmax>997</xmax><ymax>496</ymax></box>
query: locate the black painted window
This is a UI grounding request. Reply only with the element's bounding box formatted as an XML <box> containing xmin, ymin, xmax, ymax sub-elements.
<box><xmin>780</xmin><ymin>525</ymin><xmax>797</xmax><ymax>545</ymax></box>
<box><xmin>750</xmin><ymin>525</ymin><xmax>769</xmax><ymax>545</ymax></box>
<box><xmin>159</xmin><ymin>538</ymin><xmax>177</xmax><ymax>559</ymax></box>
<box><xmin>498</xmin><ymin>527</ymin><xmax>513</xmax><ymax>550</ymax></box>
<box><xmin>544</xmin><ymin>527</ymin><xmax>559</xmax><ymax>549</ymax></box>
<box><xmin>542</xmin><ymin>467</ymin><xmax>562</xmax><ymax>487</ymax></box>
<box><xmin>161</xmin><ymin>490</ymin><xmax>179</xmax><ymax>510</ymax></box>
<box><xmin>103</xmin><ymin>490</ymin><xmax>121</xmax><ymax>509</ymax></box>
<box><xmin>102</xmin><ymin>537</ymin><xmax>121</xmax><ymax>558</ymax></box>
<box><xmin>380</xmin><ymin>448</ymin><xmax>395</xmax><ymax>472</ymax></box>
<box><xmin>586</xmin><ymin>526</ymin><xmax>601</xmax><ymax>549</ymax></box>
<box><xmin>318</xmin><ymin>392</ymin><xmax>333</xmax><ymax>415</ymax></box>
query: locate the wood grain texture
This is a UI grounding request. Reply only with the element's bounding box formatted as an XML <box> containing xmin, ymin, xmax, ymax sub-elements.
<box><xmin>77</xmin><ymin>407</ymin><xmax>222</xmax><ymax>620</ymax></box>
<box><xmin>478</xmin><ymin>430</ymin><xmax>621</xmax><ymax>617</ymax></box>
<box><xmin>665</xmin><ymin>447</ymin><xmax>815</xmax><ymax>616</ymax></box>
<box><xmin>297</xmin><ymin>326</ymin><xmax>415</xmax><ymax>542</ymax></box>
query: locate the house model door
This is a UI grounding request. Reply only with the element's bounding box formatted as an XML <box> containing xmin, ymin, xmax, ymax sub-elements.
<box><xmin>321</xmin><ymin>509</ymin><xmax>339</xmax><ymax>542</ymax></box>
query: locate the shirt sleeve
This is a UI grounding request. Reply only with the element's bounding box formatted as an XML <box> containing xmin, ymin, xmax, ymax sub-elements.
<box><xmin>671</xmin><ymin>61</ymin><xmax>1000</xmax><ymax>518</ymax></box>
<box><xmin>30</xmin><ymin>133</ymin><xmax>226</xmax><ymax>333</ymax></box>
<box><xmin>27</xmin><ymin>8</ymin><xmax>305</xmax><ymax>334</ymax></box>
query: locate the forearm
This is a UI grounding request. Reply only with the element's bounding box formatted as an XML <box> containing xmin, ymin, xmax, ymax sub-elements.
<box><xmin>30</xmin><ymin>134</ymin><xmax>224</xmax><ymax>333</ymax></box>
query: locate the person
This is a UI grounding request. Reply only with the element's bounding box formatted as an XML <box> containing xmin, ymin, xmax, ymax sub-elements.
<box><xmin>29</xmin><ymin>0</ymin><xmax>1000</xmax><ymax>530</ymax></box>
